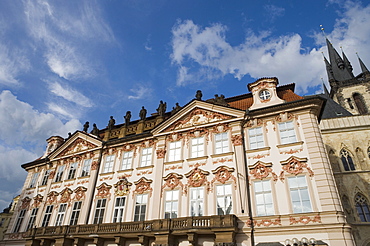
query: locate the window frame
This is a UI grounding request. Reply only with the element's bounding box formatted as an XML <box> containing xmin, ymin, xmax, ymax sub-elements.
<box><xmin>121</xmin><ymin>151</ymin><xmax>133</xmax><ymax>170</ymax></box>
<box><xmin>288</xmin><ymin>175</ymin><xmax>312</xmax><ymax>213</ymax></box>
<box><xmin>253</xmin><ymin>180</ymin><xmax>274</xmax><ymax>216</ymax></box>
<box><xmin>69</xmin><ymin>201</ymin><xmax>82</xmax><ymax>225</ymax></box>
<box><xmin>164</xmin><ymin>190</ymin><xmax>179</xmax><ymax>219</ymax></box>
<box><xmin>191</xmin><ymin>137</ymin><xmax>204</xmax><ymax>158</ymax></box>
<box><xmin>278</xmin><ymin>121</ymin><xmax>297</xmax><ymax>145</ymax></box>
<box><xmin>168</xmin><ymin>141</ymin><xmax>182</xmax><ymax>162</ymax></box>
<box><xmin>140</xmin><ymin>148</ymin><xmax>152</xmax><ymax>167</ymax></box>
<box><xmin>13</xmin><ymin>209</ymin><xmax>26</xmax><ymax>232</ymax></box>
<box><xmin>93</xmin><ymin>199</ymin><xmax>106</xmax><ymax>224</ymax></box>
<box><xmin>67</xmin><ymin>162</ymin><xmax>77</xmax><ymax>180</ymax></box>
<box><xmin>26</xmin><ymin>208</ymin><xmax>39</xmax><ymax>231</ymax></box>
<box><xmin>55</xmin><ymin>203</ymin><xmax>67</xmax><ymax>226</ymax></box>
<box><xmin>216</xmin><ymin>184</ymin><xmax>233</xmax><ymax>215</ymax></box>
<box><xmin>340</xmin><ymin>149</ymin><xmax>356</xmax><ymax>171</ymax></box>
<box><xmin>214</xmin><ymin>132</ymin><xmax>229</xmax><ymax>154</ymax></box>
<box><xmin>81</xmin><ymin>159</ymin><xmax>91</xmax><ymax>177</ymax></box>
<box><xmin>248</xmin><ymin>126</ymin><xmax>265</xmax><ymax>149</ymax></box>
<box><xmin>355</xmin><ymin>193</ymin><xmax>370</xmax><ymax>222</ymax></box>
<box><xmin>41</xmin><ymin>205</ymin><xmax>54</xmax><ymax>227</ymax></box>
<box><xmin>29</xmin><ymin>172</ymin><xmax>39</xmax><ymax>188</ymax></box>
<box><xmin>190</xmin><ymin>186</ymin><xmax>204</xmax><ymax>216</ymax></box>
<box><xmin>113</xmin><ymin>197</ymin><xmax>127</xmax><ymax>223</ymax></box>
<box><xmin>134</xmin><ymin>194</ymin><xmax>148</xmax><ymax>222</ymax></box>
<box><xmin>103</xmin><ymin>155</ymin><xmax>115</xmax><ymax>173</ymax></box>
<box><xmin>54</xmin><ymin>165</ymin><xmax>65</xmax><ymax>182</ymax></box>
<box><xmin>41</xmin><ymin>170</ymin><xmax>50</xmax><ymax>186</ymax></box>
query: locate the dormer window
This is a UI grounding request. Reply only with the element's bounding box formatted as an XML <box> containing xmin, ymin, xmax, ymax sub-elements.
<box><xmin>259</xmin><ymin>90</ymin><xmax>271</xmax><ymax>101</ymax></box>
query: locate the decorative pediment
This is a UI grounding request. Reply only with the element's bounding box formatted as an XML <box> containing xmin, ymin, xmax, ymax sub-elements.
<box><xmin>114</xmin><ymin>177</ymin><xmax>132</xmax><ymax>196</ymax></box>
<box><xmin>74</xmin><ymin>186</ymin><xmax>87</xmax><ymax>201</ymax></box>
<box><xmin>20</xmin><ymin>197</ymin><xmax>31</xmax><ymax>210</ymax></box>
<box><xmin>185</xmin><ymin>167</ymin><xmax>209</xmax><ymax>188</ymax></box>
<box><xmin>33</xmin><ymin>194</ymin><xmax>43</xmax><ymax>208</ymax></box>
<box><xmin>96</xmin><ymin>182</ymin><xmax>112</xmax><ymax>199</ymax></box>
<box><xmin>280</xmin><ymin>156</ymin><xmax>314</xmax><ymax>177</ymax></box>
<box><xmin>46</xmin><ymin>191</ymin><xmax>59</xmax><ymax>205</ymax></box>
<box><xmin>59</xmin><ymin>188</ymin><xmax>73</xmax><ymax>203</ymax></box>
<box><xmin>162</xmin><ymin>173</ymin><xmax>184</xmax><ymax>190</ymax></box>
<box><xmin>58</xmin><ymin>138</ymin><xmax>98</xmax><ymax>157</ymax></box>
<box><xmin>134</xmin><ymin>177</ymin><xmax>153</xmax><ymax>195</ymax></box>
<box><xmin>211</xmin><ymin>166</ymin><xmax>235</xmax><ymax>184</ymax></box>
<box><xmin>249</xmin><ymin>161</ymin><xmax>277</xmax><ymax>180</ymax></box>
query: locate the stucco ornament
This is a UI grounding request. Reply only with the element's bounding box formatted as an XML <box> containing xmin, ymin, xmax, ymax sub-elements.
<box><xmin>96</xmin><ymin>183</ymin><xmax>112</xmax><ymax>199</ymax></box>
<box><xmin>185</xmin><ymin>167</ymin><xmax>209</xmax><ymax>188</ymax></box>
<box><xmin>114</xmin><ymin>177</ymin><xmax>132</xmax><ymax>196</ymax></box>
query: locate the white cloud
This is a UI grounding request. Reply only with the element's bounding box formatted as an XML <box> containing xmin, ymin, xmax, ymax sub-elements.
<box><xmin>171</xmin><ymin>1</ymin><xmax>370</xmax><ymax>93</ymax></box>
<box><xmin>128</xmin><ymin>85</ymin><xmax>152</xmax><ymax>100</ymax></box>
<box><xmin>48</xmin><ymin>81</ymin><xmax>93</xmax><ymax>108</ymax></box>
<box><xmin>264</xmin><ymin>4</ymin><xmax>285</xmax><ymax>22</ymax></box>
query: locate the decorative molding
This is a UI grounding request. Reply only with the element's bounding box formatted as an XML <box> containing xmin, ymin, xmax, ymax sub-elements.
<box><xmin>289</xmin><ymin>214</ymin><xmax>321</xmax><ymax>225</ymax></box>
<box><xmin>245</xmin><ymin>118</ymin><xmax>264</xmax><ymax>128</ymax></box>
<box><xmin>73</xmin><ymin>186</ymin><xmax>87</xmax><ymax>201</ymax></box>
<box><xmin>211</xmin><ymin>123</ymin><xmax>231</xmax><ymax>134</ymax></box>
<box><xmin>231</xmin><ymin>134</ymin><xmax>242</xmax><ymax>146</ymax></box>
<box><xmin>188</xmin><ymin>162</ymin><xmax>206</xmax><ymax>168</ymax></box>
<box><xmin>186</xmin><ymin>128</ymin><xmax>209</xmax><ymax>146</ymax></box>
<box><xmin>280</xmin><ymin>156</ymin><xmax>314</xmax><ymax>177</ymax></box>
<box><xmin>134</xmin><ymin>177</ymin><xmax>153</xmax><ymax>196</ymax></box>
<box><xmin>275</xmin><ymin>112</ymin><xmax>296</xmax><ymax>122</ymax></box>
<box><xmin>59</xmin><ymin>138</ymin><xmax>98</xmax><ymax>157</ymax></box>
<box><xmin>20</xmin><ymin>197</ymin><xmax>31</xmax><ymax>210</ymax></box>
<box><xmin>96</xmin><ymin>182</ymin><xmax>112</xmax><ymax>199</ymax></box>
<box><xmin>249</xmin><ymin>161</ymin><xmax>276</xmax><ymax>180</ymax></box>
<box><xmin>156</xmin><ymin>149</ymin><xmax>166</xmax><ymax>159</ymax></box>
<box><xmin>59</xmin><ymin>188</ymin><xmax>73</xmax><ymax>203</ymax></box>
<box><xmin>248</xmin><ymin>153</ymin><xmax>270</xmax><ymax>160</ymax></box>
<box><xmin>165</xmin><ymin>164</ymin><xmax>183</xmax><ymax>171</ymax></box>
<box><xmin>33</xmin><ymin>194</ymin><xmax>43</xmax><ymax>208</ymax></box>
<box><xmin>114</xmin><ymin>177</ymin><xmax>132</xmax><ymax>196</ymax></box>
<box><xmin>246</xmin><ymin>217</ymin><xmax>281</xmax><ymax>227</ymax></box>
<box><xmin>46</xmin><ymin>191</ymin><xmax>59</xmax><ymax>205</ymax></box>
<box><xmin>91</xmin><ymin>161</ymin><xmax>98</xmax><ymax>170</ymax></box>
<box><xmin>166</xmin><ymin>132</ymin><xmax>184</xmax><ymax>142</ymax></box>
<box><xmin>211</xmin><ymin>166</ymin><xmax>236</xmax><ymax>189</ymax></box>
<box><xmin>185</xmin><ymin>167</ymin><xmax>209</xmax><ymax>188</ymax></box>
<box><xmin>212</xmin><ymin>157</ymin><xmax>233</xmax><ymax>165</ymax></box>
<box><xmin>279</xmin><ymin>148</ymin><xmax>303</xmax><ymax>155</ymax></box>
<box><xmin>162</xmin><ymin>173</ymin><xmax>184</xmax><ymax>191</ymax></box>
<box><xmin>140</xmin><ymin>139</ymin><xmax>156</xmax><ymax>148</ymax></box>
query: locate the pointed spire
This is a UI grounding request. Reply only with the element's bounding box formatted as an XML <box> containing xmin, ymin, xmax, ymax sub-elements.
<box><xmin>322</xmin><ymin>80</ymin><xmax>330</xmax><ymax>95</ymax></box>
<box><xmin>357</xmin><ymin>53</ymin><xmax>369</xmax><ymax>73</ymax></box>
<box><xmin>325</xmin><ymin>38</ymin><xmax>354</xmax><ymax>81</ymax></box>
<box><xmin>341</xmin><ymin>48</ymin><xmax>353</xmax><ymax>73</ymax></box>
<box><xmin>323</xmin><ymin>53</ymin><xmax>335</xmax><ymax>82</ymax></box>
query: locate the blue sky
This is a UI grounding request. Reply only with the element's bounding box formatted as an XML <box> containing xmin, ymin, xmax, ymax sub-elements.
<box><xmin>1</xmin><ymin>0</ymin><xmax>370</xmax><ymax>210</ymax></box>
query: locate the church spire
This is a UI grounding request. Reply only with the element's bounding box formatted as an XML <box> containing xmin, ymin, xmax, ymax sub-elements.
<box><xmin>325</xmin><ymin>38</ymin><xmax>354</xmax><ymax>81</ymax></box>
<box><xmin>323</xmin><ymin>54</ymin><xmax>335</xmax><ymax>82</ymax></box>
<box><xmin>341</xmin><ymin>48</ymin><xmax>354</xmax><ymax>76</ymax></box>
<box><xmin>357</xmin><ymin>53</ymin><xmax>369</xmax><ymax>73</ymax></box>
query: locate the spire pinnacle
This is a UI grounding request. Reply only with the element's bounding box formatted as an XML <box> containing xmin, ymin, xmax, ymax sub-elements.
<box><xmin>356</xmin><ymin>52</ymin><xmax>369</xmax><ymax>73</ymax></box>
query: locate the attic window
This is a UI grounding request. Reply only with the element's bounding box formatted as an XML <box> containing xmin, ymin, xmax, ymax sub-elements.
<box><xmin>335</xmin><ymin>112</ymin><xmax>343</xmax><ymax>116</ymax></box>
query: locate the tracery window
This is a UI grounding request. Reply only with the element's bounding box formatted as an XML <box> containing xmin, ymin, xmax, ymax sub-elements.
<box><xmin>340</xmin><ymin>149</ymin><xmax>355</xmax><ymax>171</ymax></box>
<box><xmin>355</xmin><ymin>193</ymin><xmax>370</xmax><ymax>222</ymax></box>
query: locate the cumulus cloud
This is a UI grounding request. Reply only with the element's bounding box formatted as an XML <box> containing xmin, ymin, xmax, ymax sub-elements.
<box><xmin>128</xmin><ymin>85</ymin><xmax>152</xmax><ymax>100</ymax></box>
<box><xmin>48</xmin><ymin>81</ymin><xmax>93</xmax><ymax>108</ymax></box>
<box><xmin>170</xmin><ymin>1</ymin><xmax>370</xmax><ymax>93</ymax></box>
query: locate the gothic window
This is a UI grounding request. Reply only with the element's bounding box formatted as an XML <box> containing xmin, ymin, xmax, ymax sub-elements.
<box><xmin>355</xmin><ymin>193</ymin><xmax>370</xmax><ymax>222</ymax></box>
<box><xmin>340</xmin><ymin>149</ymin><xmax>355</xmax><ymax>171</ymax></box>
<box><xmin>353</xmin><ymin>93</ymin><xmax>368</xmax><ymax>114</ymax></box>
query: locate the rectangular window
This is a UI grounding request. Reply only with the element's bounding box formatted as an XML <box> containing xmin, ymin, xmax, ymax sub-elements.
<box><xmin>168</xmin><ymin>141</ymin><xmax>181</xmax><ymax>162</ymax></box>
<box><xmin>26</xmin><ymin>208</ymin><xmax>38</xmax><ymax>231</ymax></box>
<box><xmin>248</xmin><ymin>127</ymin><xmax>264</xmax><ymax>149</ymax></box>
<box><xmin>70</xmin><ymin>201</ymin><xmax>82</xmax><ymax>225</ymax></box>
<box><xmin>67</xmin><ymin>162</ymin><xmax>77</xmax><ymax>180</ymax></box>
<box><xmin>81</xmin><ymin>159</ymin><xmax>91</xmax><ymax>177</ymax></box>
<box><xmin>190</xmin><ymin>187</ymin><xmax>204</xmax><ymax>216</ymax></box>
<box><xmin>191</xmin><ymin>137</ymin><xmax>204</xmax><ymax>158</ymax></box>
<box><xmin>215</xmin><ymin>132</ymin><xmax>229</xmax><ymax>154</ymax></box>
<box><xmin>254</xmin><ymin>180</ymin><xmax>274</xmax><ymax>216</ymax></box>
<box><xmin>93</xmin><ymin>199</ymin><xmax>106</xmax><ymax>224</ymax></box>
<box><xmin>29</xmin><ymin>173</ymin><xmax>39</xmax><ymax>188</ymax></box>
<box><xmin>279</xmin><ymin>121</ymin><xmax>297</xmax><ymax>144</ymax></box>
<box><xmin>164</xmin><ymin>190</ymin><xmax>179</xmax><ymax>219</ymax></box>
<box><xmin>54</xmin><ymin>166</ymin><xmax>65</xmax><ymax>182</ymax></box>
<box><xmin>103</xmin><ymin>155</ymin><xmax>115</xmax><ymax>173</ymax></box>
<box><xmin>121</xmin><ymin>151</ymin><xmax>133</xmax><ymax>170</ymax></box>
<box><xmin>41</xmin><ymin>170</ymin><xmax>50</xmax><ymax>186</ymax></box>
<box><xmin>134</xmin><ymin>194</ymin><xmax>148</xmax><ymax>221</ymax></box>
<box><xmin>13</xmin><ymin>209</ymin><xmax>26</xmax><ymax>232</ymax></box>
<box><xmin>55</xmin><ymin>203</ymin><xmax>67</xmax><ymax>226</ymax></box>
<box><xmin>288</xmin><ymin>176</ymin><xmax>312</xmax><ymax>213</ymax></box>
<box><xmin>141</xmin><ymin>148</ymin><xmax>152</xmax><ymax>167</ymax></box>
<box><xmin>113</xmin><ymin>197</ymin><xmax>126</xmax><ymax>222</ymax></box>
<box><xmin>41</xmin><ymin>205</ymin><xmax>54</xmax><ymax>227</ymax></box>
<box><xmin>216</xmin><ymin>184</ymin><xmax>232</xmax><ymax>215</ymax></box>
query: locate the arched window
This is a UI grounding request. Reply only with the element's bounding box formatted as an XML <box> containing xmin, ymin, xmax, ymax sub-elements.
<box><xmin>353</xmin><ymin>93</ymin><xmax>368</xmax><ymax>114</ymax></box>
<box><xmin>340</xmin><ymin>149</ymin><xmax>355</xmax><ymax>171</ymax></box>
<box><xmin>367</xmin><ymin>146</ymin><xmax>370</xmax><ymax>159</ymax></box>
<box><xmin>355</xmin><ymin>193</ymin><xmax>370</xmax><ymax>222</ymax></box>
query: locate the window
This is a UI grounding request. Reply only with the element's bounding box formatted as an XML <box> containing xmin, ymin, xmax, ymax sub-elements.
<box><xmin>190</xmin><ymin>187</ymin><xmax>204</xmax><ymax>216</ymax></box>
<box><xmin>141</xmin><ymin>148</ymin><xmax>152</xmax><ymax>167</ymax></box>
<box><xmin>248</xmin><ymin>127</ymin><xmax>264</xmax><ymax>149</ymax></box>
<box><xmin>55</xmin><ymin>203</ymin><xmax>67</xmax><ymax>226</ymax></box>
<box><xmin>67</xmin><ymin>162</ymin><xmax>77</xmax><ymax>180</ymax></box>
<box><xmin>191</xmin><ymin>137</ymin><xmax>204</xmax><ymax>158</ymax></box>
<box><xmin>26</xmin><ymin>208</ymin><xmax>39</xmax><ymax>230</ymax></box>
<box><xmin>93</xmin><ymin>199</ymin><xmax>106</xmax><ymax>224</ymax></box>
<box><xmin>103</xmin><ymin>155</ymin><xmax>115</xmax><ymax>173</ymax></box>
<box><xmin>29</xmin><ymin>173</ymin><xmax>39</xmax><ymax>188</ymax></box>
<box><xmin>168</xmin><ymin>141</ymin><xmax>181</xmax><ymax>162</ymax></box>
<box><xmin>278</xmin><ymin>121</ymin><xmax>297</xmax><ymax>144</ymax></box>
<box><xmin>367</xmin><ymin>146</ymin><xmax>370</xmax><ymax>159</ymax></box>
<box><xmin>288</xmin><ymin>176</ymin><xmax>312</xmax><ymax>213</ymax></box>
<box><xmin>41</xmin><ymin>205</ymin><xmax>54</xmax><ymax>227</ymax></box>
<box><xmin>216</xmin><ymin>184</ymin><xmax>232</xmax><ymax>215</ymax></box>
<box><xmin>164</xmin><ymin>190</ymin><xmax>179</xmax><ymax>218</ymax></box>
<box><xmin>13</xmin><ymin>209</ymin><xmax>26</xmax><ymax>232</ymax></box>
<box><xmin>215</xmin><ymin>132</ymin><xmax>229</xmax><ymax>154</ymax></box>
<box><xmin>54</xmin><ymin>166</ymin><xmax>65</xmax><ymax>182</ymax></box>
<box><xmin>134</xmin><ymin>194</ymin><xmax>148</xmax><ymax>221</ymax></box>
<box><xmin>70</xmin><ymin>201</ymin><xmax>82</xmax><ymax>225</ymax></box>
<box><xmin>81</xmin><ymin>159</ymin><xmax>91</xmax><ymax>177</ymax></box>
<box><xmin>254</xmin><ymin>180</ymin><xmax>274</xmax><ymax>216</ymax></box>
<box><xmin>355</xmin><ymin>193</ymin><xmax>370</xmax><ymax>222</ymax></box>
<box><xmin>113</xmin><ymin>197</ymin><xmax>126</xmax><ymax>222</ymax></box>
<box><xmin>340</xmin><ymin>149</ymin><xmax>356</xmax><ymax>171</ymax></box>
<box><xmin>121</xmin><ymin>151</ymin><xmax>133</xmax><ymax>170</ymax></box>
<box><xmin>353</xmin><ymin>93</ymin><xmax>368</xmax><ymax>114</ymax></box>
<box><xmin>41</xmin><ymin>170</ymin><xmax>50</xmax><ymax>186</ymax></box>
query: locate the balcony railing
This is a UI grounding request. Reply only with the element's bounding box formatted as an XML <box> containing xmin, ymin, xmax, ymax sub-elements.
<box><xmin>24</xmin><ymin>215</ymin><xmax>237</xmax><ymax>239</ymax></box>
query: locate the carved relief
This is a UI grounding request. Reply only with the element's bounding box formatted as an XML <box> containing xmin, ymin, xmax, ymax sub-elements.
<box><xmin>74</xmin><ymin>186</ymin><xmax>87</xmax><ymax>201</ymax></box>
<box><xmin>91</xmin><ymin>161</ymin><xmax>98</xmax><ymax>170</ymax></box>
<box><xmin>289</xmin><ymin>214</ymin><xmax>321</xmax><ymax>225</ymax></box>
<box><xmin>156</xmin><ymin>149</ymin><xmax>166</xmax><ymax>159</ymax></box>
<box><xmin>246</xmin><ymin>217</ymin><xmax>281</xmax><ymax>227</ymax></box>
<box><xmin>59</xmin><ymin>138</ymin><xmax>97</xmax><ymax>157</ymax></box>
<box><xmin>275</xmin><ymin>112</ymin><xmax>296</xmax><ymax>122</ymax></box>
<box><xmin>122</xmin><ymin>143</ymin><xmax>136</xmax><ymax>152</ymax></box>
<box><xmin>211</xmin><ymin>166</ymin><xmax>236</xmax><ymax>187</ymax></box>
<box><xmin>140</xmin><ymin>139</ymin><xmax>156</xmax><ymax>148</ymax></box>
<box><xmin>96</xmin><ymin>183</ymin><xmax>112</xmax><ymax>199</ymax></box>
<box><xmin>33</xmin><ymin>195</ymin><xmax>43</xmax><ymax>208</ymax></box>
<box><xmin>20</xmin><ymin>197</ymin><xmax>31</xmax><ymax>210</ymax></box>
<box><xmin>59</xmin><ymin>188</ymin><xmax>73</xmax><ymax>203</ymax></box>
<box><xmin>186</xmin><ymin>128</ymin><xmax>209</xmax><ymax>146</ymax></box>
<box><xmin>245</xmin><ymin>118</ymin><xmax>264</xmax><ymax>128</ymax></box>
<box><xmin>166</xmin><ymin>132</ymin><xmax>184</xmax><ymax>142</ymax></box>
<box><xmin>162</xmin><ymin>173</ymin><xmax>184</xmax><ymax>191</ymax></box>
<box><xmin>212</xmin><ymin>158</ymin><xmax>233</xmax><ymax>165</ymax></box>
<box><xmin>114</xmin><ymin>177</ymin><xmax>132</xmax><ymax>196</ymax></box>
<box><xmin>134</xmin><ymin>177</ymin><xmax>153</xmax><ymax>196</ymax></box>
<box><xmin>46</xmin><ymin>191</ymin><xmax>59</xmax><ymax>205</ymax></box>
<box><xmin>211</xmin><ymin>123</ymin><xmax>231</xmax><ymax>134</ymax></box>
<box><xmin>185</xmin><ymin>167</ymin><xmax>209</xmax><ymax>188</ymax></box>
<box><xmin>249</xmin><ymin>161</ymin><xmax>276</xmax><ymax>180</ymax></box>
<box><xmin>231</xmin><ymin>134</ymin><xmax>242</xmax><ymax>146</ymax></box>
<box><xmin>280</xmin><ymin>156</ymin><xmax>314</xmax><ymax>177</ymax></box>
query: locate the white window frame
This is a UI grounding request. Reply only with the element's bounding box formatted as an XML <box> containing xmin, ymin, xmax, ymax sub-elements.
<box><xmin>81</xmin><ymin>159</ymin><xmax>91</xmax><ymax>177</ymax></box>
<box><xmin>141</xmin><ymin>148</ymin><xmax>152</xmax><ymax>167</ymax></box>
<box><xmin>41</xmin><ymin>205</ymin><xmax>54</xmax><ymax>227</ymax></box>
<box><xmin>215</xmin><ymin>132</ymin><xmax>229</xmax><ymax>154</ymax></box>
<box><xmin>26</xmin><ymin>208</ymin><xmax>38</xmax><ymax>231</ymax></box>
<box><xmin>168</xmin><ymin>141</ymin><xmax>182</xmax><ymax>162</ymax></box>
<box><xmin>54</xmin><ymin>166</ymin><xmax>65</xmax><ymax>182</ymax></box>
<box><xmin>278</xmin><ymin>121</ymin><xmax>297</xmax><ymax>145</ymax></box>
<box><xmin>41</xmin><ymin>170</ymin><xmax>50</xmax><ymax>186</ymax></box>
<box><xmin>248</xmin><ymin>127</ymin><xmax>265</xmax><ymax>149</ymax></box>
<box><xmin>93</xmin><ymin>199</ymin><xmax>106</xmax><ymax>224</ymax></box>
<box><xmin>164</xmin><ymin>190</ymin><xmax>179</xmax><ymax>219</ymax></box>
<box><xmin>254</xmin><ymin>180</ymin><xmax>274</xmax><ymax>216</ymax></box>
<box><xmin>121</xmin><ymin>151</ymin><xmax>133</xmax><ymax>170</ymax></box>
<box><xmin>288</xmin><ymin>176</ymin><xmax>312</xmax><ymax>213</ymax></box>
<box><xmin>191</xmin><ymin>137</ymin><xmax>204</xmax><ymax>158</ymax></box>
<box><xmin>134</xmin><ymin>194</ymin><xmax>148</xmax><ymax>221</ymax></box>
<box><xmin>13</xmin><ymin>209</ymin><xmax>26</xmax><ymax>232</ymax></box>
<box><xmin>103</xmin><ymin>155</ymin><xmax>115</xmax><ymax>173</ymax></box>
<box><xmin>67</xmin><ymin>162</ymin><xmax>77</xmax><ymax>180</ymax></box>
<box><xmin>190</xmin><ymin>187</ymin><xmax>204</xmax><ymax>216</ymax></box>
<box><xmin>216</xmin><ymin>184</ymin><xmax>233</xmax><ymax>215</ymax></box>
<box><xmin>69</xmin><ymin>201</ymin><xmax>82</xmax><ymax>225</ymax></box>
<box><xmin>29</xmin><ymin>173</ymin><xmax>39</xmax><ymax>188</ymax></box>
<box><xmin>113</xmin><ymin>197</ymin><xmax>126</xmax><ymax>222</ymax></box>
<box><xmin>55</xmin><ymin>203</ymin><xmax>67</xmax><ymax>226</ymax></box>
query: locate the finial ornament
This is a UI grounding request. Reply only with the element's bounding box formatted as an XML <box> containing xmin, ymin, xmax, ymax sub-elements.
<box><xmin>320</xmin><ymin>25</ymin><xmax>328</xmax><ymax>39</ymax></box>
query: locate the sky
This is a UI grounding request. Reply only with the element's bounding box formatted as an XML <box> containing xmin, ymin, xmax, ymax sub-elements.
<box><xmin>1</xmin><ymin>0</ymin><xmax>370</xmax><ymax>210</ymax></box>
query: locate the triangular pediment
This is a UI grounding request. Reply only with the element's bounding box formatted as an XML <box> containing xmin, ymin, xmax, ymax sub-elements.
<box><xmin>49</xmin><ymin>131</ymin><xmax>102</xmax><ymax>159</ymax></box>
<box><xmin>153</xmin><ymin>100</ymin><xmax>244</xmax><ymax>134</ymax></box>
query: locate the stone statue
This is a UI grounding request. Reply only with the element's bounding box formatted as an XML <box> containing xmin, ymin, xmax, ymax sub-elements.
<box><xmin>171</xmin><ymin>103</ymin><xmax>181</xmax><ymax>115</ymax></box>
<box><xmin>91</xmin><ymin>123</ymin><xmax>99</xmax><ymax>136</ymax></box>
<box><xmin>108</xmin><ymin>116</ymin><xmax>115</xmax><ymax>130</ymax></box>
<box><xmin>124</xmin><ymin>111</ymin><xmax>131</xmax><ymax>126</ymax></box>
<box><xmin>140</xmin><ymin>106</ymin><xmax>147</xmax><ymax>120</ymax></box>
<box><xmin>196</xmin><ymin>90</ymin><xmax>203</xmax><ymax>100</ymax></box>
<box><xmin>83</xmin><ymin>121</ymin><xmax>89</xmax><ymax>132</ymax></box>
<box><xmin>157</xmin><ymin>100</ymin><xmax>167</xmax><ymax>117</ymax></box>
